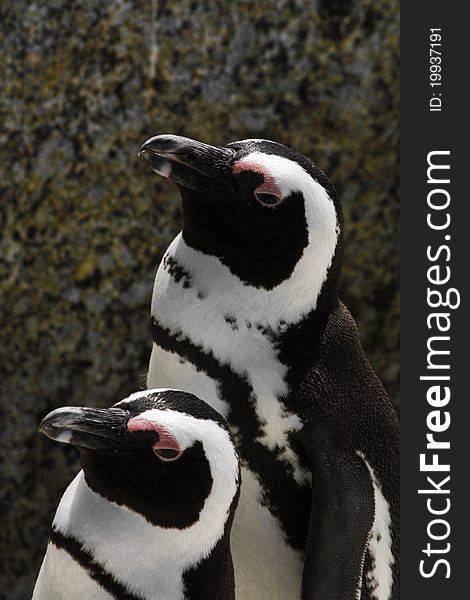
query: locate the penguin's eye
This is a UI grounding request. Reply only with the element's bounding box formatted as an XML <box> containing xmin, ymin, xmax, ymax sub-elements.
<box><xmin>154</xmin><ymin>447</ymin><xmax>182</xmax><ymax>462</ymax></box>
<box><xmin>255</xmin><ymin>191</ymin><xmax>282</xmax><ymax>207</ymax></box>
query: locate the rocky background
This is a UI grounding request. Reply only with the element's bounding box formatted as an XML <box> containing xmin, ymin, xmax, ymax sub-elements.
<box><xmin>0</xmin><ymin>0</ymin><xmax>399</xmax><ymax>597</ymax></box>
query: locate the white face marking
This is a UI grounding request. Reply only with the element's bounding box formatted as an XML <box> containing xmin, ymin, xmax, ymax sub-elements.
<box><xmin>128</xmin><ymin>407</ymin><xmax>239</xmax><ymax>481</ymax></box>
<box><xmin>231</xmin><ymin>152</ymin><xmax>339</xmax><ymax>322</ymax></box>
<box><xmin>230</xmin><ymin>466</ymin><xmax>303</xmax><ymax>599</ymax></box>
<box><xmin>357</xmin><ymin>452</ymin><xmax>394</xmax><ymax>600</ymax></box>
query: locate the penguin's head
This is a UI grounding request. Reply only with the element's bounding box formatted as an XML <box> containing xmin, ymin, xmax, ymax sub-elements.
<box><xmin>39</xmin><ymin>389</ymin><xmax>240</xmax><ymax>529</ymax></box>
<box><xmin>139</xmin><ymin>134</ymin><xmax>342</xmax><ymax>297</ymax></box>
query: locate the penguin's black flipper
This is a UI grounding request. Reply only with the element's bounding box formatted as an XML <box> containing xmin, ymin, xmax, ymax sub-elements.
<box><xmin>297</xmin><ymin>424</ymin><xmax>376</xmax><ymax>600</ymax></box>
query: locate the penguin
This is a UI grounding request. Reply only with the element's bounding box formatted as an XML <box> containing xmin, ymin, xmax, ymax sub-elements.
<box><xmin>139</xmin><ymin>134</ymin><xmax>399</xmax><ymax>600</ymax></box>
<box><xmin>32</xmin><ymin>388</ymin><xmax>240</xmax><ymax>600</ymax></box>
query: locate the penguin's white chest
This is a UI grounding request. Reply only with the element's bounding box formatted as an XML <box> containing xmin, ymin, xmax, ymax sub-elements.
<box><xmin>230</xmin><ymin>467</ymin><xmax>304</xmax><ymax>599</ymax></box>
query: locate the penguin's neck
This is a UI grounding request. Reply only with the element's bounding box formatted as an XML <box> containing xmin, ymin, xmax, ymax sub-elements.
<box><xmin>153</xmin><ymin>232</ymin><xmax>336</xmax><ymax>342</ymax></box>
<box><xmin>51</xmin><ymin>471</ymin><xmax>236</xmax><ymax>600</ymax></box>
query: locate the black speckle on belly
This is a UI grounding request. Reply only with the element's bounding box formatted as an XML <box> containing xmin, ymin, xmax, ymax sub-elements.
<box><xmin>224</xmin><ymin>314</ymin><xmax>239</xmax><ymax>331</ymax></box>
<box><xmin>163</xmin><ymin>253</ymin><xmax>192</xmax><ymax>289</ymax></box>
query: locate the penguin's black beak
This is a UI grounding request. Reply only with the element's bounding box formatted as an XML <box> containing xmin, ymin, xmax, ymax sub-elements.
<box><xmin>39</xmin><ymin>406</ymin><xmax>130</xmax><ymax>451</ymax></box>
<box><xmin>138</xmin><ymin>134</ymin><xmax>234</xmax><ymax>192</ymax></box>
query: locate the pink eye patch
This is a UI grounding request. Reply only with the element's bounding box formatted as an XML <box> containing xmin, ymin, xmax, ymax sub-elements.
<box><xmin>232</xmin><ymin>159</ymin><xmax>282</xmax><ymax>198</ymax></box>
<box><xmin>127</xmin><ymin>416</ymin><xmax>182</xmax><ymax>459</ymax></box>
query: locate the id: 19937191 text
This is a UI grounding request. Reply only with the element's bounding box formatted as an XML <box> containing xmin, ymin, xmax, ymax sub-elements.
<box><xmin>429</xmin><ymin>28</ymin><xmax>442</xmax><ymax>112</ymax></box>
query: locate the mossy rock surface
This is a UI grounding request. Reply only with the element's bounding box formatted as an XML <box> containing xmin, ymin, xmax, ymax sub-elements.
<box><xmin>0</xmin><ymin>1</ymin><xmax>398</xmax><ymax>596</ymax></box>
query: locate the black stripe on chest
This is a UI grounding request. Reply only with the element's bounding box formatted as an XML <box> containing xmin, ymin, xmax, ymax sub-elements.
<box><xmin>152</xmin><ymin>318</ymin><xmax>312</xmax><ymax>551</ymax></box>
<box><xmin>50</xmin><ymin>528</ymin><xmax>144</xmax><ymax>600</ymax></box>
